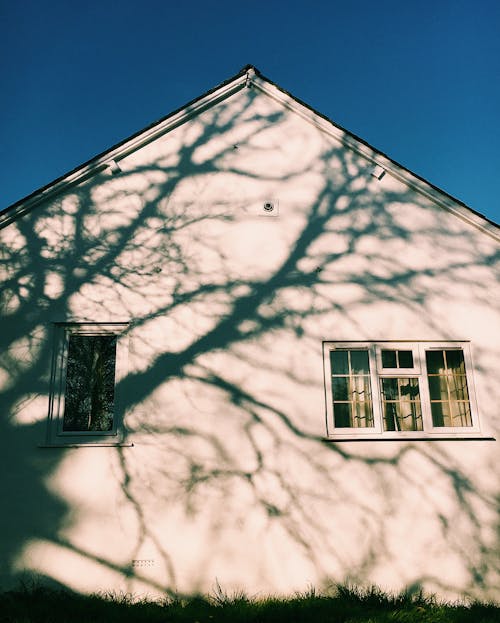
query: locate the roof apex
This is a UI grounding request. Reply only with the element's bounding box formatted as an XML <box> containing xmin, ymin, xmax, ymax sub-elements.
<box><xmin>1</xmin><ymin>65</ymin><xmax>498</xmax><ymax>239</ymax></box>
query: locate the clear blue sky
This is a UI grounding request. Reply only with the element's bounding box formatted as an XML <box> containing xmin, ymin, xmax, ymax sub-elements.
<box><xmin>1</xmin><ymin>0</ymin><xmax>499</xmax><ymax>223</ymax></box>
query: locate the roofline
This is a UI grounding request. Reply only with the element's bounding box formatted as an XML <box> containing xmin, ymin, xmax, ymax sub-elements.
<box><xmin>1</xmin><ymin>64</ymin><xmax>499</xmax><ymax>239</ymax></box>
<box><xmin>248</xmin><ymin>69</ymin><xmax>500</xmax><ymax>240</ymax></box>
<box><xmin>0</xmin><ymin>65</ymin><xmax>252</xmax><ymax>228</ymax></box>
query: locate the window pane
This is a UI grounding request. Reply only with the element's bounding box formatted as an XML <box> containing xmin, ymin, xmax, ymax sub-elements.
<box><xmin>451</xmin><ymin>401</ymin><xmax>472</xmax><ymax>427</ymax></box>
<box><xmin>446</xmin><ymin>350</ymin><xmax>466</xmax><ymax>374</ymax></box>
<box><xmin>449</xmin><ymin>375</ymin><xmax>469</xmax><ymax>402</ymax></box>
<box><xmin>431</xmin><ymin>402</ymin><xmax>450</xmax><ymax>427</ymax></box>
<box><xmin>354</xmin><ymin>400</ymin><xmax>374</xmax><ymax>427</ymax></box>
<box><xmin>399</xmin><ymin>377</ymin><xmax>420</xmax><ymax>399</ymax></box>
<box><xmin>399</xmin><ymin>401</ymin><xmax>423</xmax><ymax>431</ymax></box>
<box><xmin>384</xmin><ymin>402</ymin><xmax>423</xmax><ymax>432</ymax></box>
<box><xmin>330</xmin><ymin>350</ymin><xmax>348</xmax><ymax>374</ymax></box>
<box><xmin>428</xmin><ymin>375</ymin><xmax>446</xmax><ymax>401</ymax></box>
<box><xmin>381</xmin><ymin>350</ymin><xmax>397</xmax><ymax>368</ymax></box>
<box><xmin>333</xmin><ymin>403</ymin><xmax>351</xmax><ymax>428</ymax></box>
<box><xmin>350</xmin><ymin>350</ymin><xmax>370</xmax><ymax>374</ymax></box>
<box><xmin>351</xmin><ymin>375</ymin><xmax>371</xmax><ymax>402</ymax></box>
<box><xmin>398</xmin><ymin>350</ymin><xmax>414</xmax><ymax>368</ymax></box>
<box><xmin>332</xmin><ymin>376</ymin><xmax>349</xmax><ymax>401</ymax></box>
<box><xmin>426</xmin><ymin>350</ymin><xmax>444</xmax><ymax>374</ymax></box>
<box><xmin>383</xmin><ymin>402</ymin><xmax>398</xmax><ymax>431</ymax></box>
<box><xmin>381</xmin><ymin>378</ymin><xmax>398</xmax><ymax>400</ymax></box>
<box><xmin>63</xmin><ymin>335</ymin><xmax>117</xmax><ymax>432</ymax></box>
<box><xmin>399</xmin><ymin>382</ymin><xmax>422</xmax><ymax>431</ymax></box>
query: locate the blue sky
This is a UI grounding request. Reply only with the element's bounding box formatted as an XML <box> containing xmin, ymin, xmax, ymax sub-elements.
<box><xmin>1</xmin><ymin>0</ymin><xmax>499</xmax><ymax>223</ymax></box>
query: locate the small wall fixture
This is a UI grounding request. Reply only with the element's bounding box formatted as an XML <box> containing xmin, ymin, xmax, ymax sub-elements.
<box><xmin>108</xmin><ymin>160</ymin><xmax>122</xmax><ymax>175</ymax></box>
<box><xmin>260</xmin><ymin>200</ymin><xmax>279</xmax><ymax>216</ymax></box>
<box><xmin>370</xmin><ymin>165</ymin><xmax>385</xmax><ymax>180</ymax></box>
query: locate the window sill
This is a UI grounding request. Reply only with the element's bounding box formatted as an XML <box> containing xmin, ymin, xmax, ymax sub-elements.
<box><xmin>38</xmin><ymin>443</ymin><xmax>134</xmax><ymax>448</ymax></box>
<box><xmin>323</xmin><ymin>435</ymin><xmax>495</xmax><ymax>442</ymax></box>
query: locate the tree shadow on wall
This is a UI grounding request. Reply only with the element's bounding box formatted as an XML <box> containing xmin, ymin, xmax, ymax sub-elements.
<box><xmin>1</xmin><ymin>84</ymin><xmax>499</xmax><ymax>599</ymax></box>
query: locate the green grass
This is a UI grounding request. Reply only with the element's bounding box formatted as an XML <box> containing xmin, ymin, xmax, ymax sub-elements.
<box><xmin>1</xmin><ymin>582</ymin><xmax>499</xmax><ymax>623</ymax></box>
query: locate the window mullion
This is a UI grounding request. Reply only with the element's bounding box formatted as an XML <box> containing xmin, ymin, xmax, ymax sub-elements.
<box><xmin>370</xmin><ymin>346</ymin><xmax>383</xmax><ymax>433</ymax></box>
<box><xmin>419</xmin><ymin>344</ymin><xmax>434</xmax><ymax>432</ymax></box>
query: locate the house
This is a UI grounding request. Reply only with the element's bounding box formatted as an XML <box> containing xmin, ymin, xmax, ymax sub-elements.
<box><xmin>1</xmin><ymin>65</ymin><xmax>499</xmax><ymax>601</ymax></box>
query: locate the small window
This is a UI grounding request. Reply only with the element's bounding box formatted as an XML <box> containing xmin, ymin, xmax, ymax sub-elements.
<box><xmin>46</xmin><ymin>323</ymin><xmax>129</xmax><ymax>445</ymax></box>
<box><xmin>324</xmin><ymin>341</ymin><xmax>481</xmax><ymax>439</ymax></box>
<box><xmin>63</xmin><ymin>334</ymin><xmax>117</xmax><ymax>432</ymax></box>
<box><xmin>381</xmin><ymin>349</ymin><xmax>414</xmax><ymax>369</ymax></box>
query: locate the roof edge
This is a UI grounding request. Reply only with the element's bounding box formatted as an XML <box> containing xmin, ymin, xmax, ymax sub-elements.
<box><xmin>1</xmin><ymin>64</ymin><xmax>498</xmax><ymax>239</ymax></box>
<box><xmin>0</xmin><ymin>65</ymin><xmax>257</xmax><ymax>228</ymax></box>
<box><xmin>248</xmin><ymin>71</ymin><xmax>499</xmax><ymax>239</ymax></box>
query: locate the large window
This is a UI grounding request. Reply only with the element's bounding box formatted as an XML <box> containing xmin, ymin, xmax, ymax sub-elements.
<box><xmin>46</xmin><ymin>323</ymin><xmax>129</xmax><ymax>445</ymax></box>
<box><xmin>323</xmin><ymin>342</ymin><xmax>481</xmax><ymax>438</ymax></box>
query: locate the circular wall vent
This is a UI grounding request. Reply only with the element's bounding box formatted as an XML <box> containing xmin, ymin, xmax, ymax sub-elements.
<box><xmin>263</xmin><ymin>202</ymin><xmax>274</xmax><ymax>212</ymax></box>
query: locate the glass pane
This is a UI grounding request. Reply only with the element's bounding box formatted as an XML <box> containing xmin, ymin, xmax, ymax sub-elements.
<box><xmin>446</xmin><ymin>350</ymin><xmax>466</xmax><ymax>374</ymax></box>
<box><xmin>398</xmin><ymin>399</ymin><xmax>423</xmax><ymax>431</ymax></box>
<box><xmin>63</xmin><ymin>334</ymin><xmax>116</xmax><ymax>432</ymax></box>
<box><xmin>381</xmin><ymin>378</ymin><xmax>398</xmax><ymax>400</ymax></box>
<box><xmin>330</xmin><ymin>350</ymin><xmax>348</xmax><ymax>375</ymax></box>
<box><xmin>398</xmin><ymin>350</ymin><xmax>414</xmax><ymax>368</ymax></box>
<box><xmin>332</xmin><ymin>376</ymin><xmax>348</xmax><ymax>401</ymax></box>
<box><xmin>350</xmin><ymin>350</ymin><xmax>370</xmax><ymax>374</ymax></box>
<box><xmin>354</xmin><ymin>400</ymin><xmax>374</xmax><ymax>427</ymax></box>
<box><xmin>351</xmin><ymin>375</ymin><xmax>371</xmax><ymax>401</ymax></box>
<box><xmin>449</xmin><ymin>375</ymin><xmax>469</xmax><ymax>402</ymax></box>
<box><xmin>383</xmin><ymin>403</ymin><xmax>398</xmax><ymax>431</ymax></box>
<box><xmin>426</xmin><ymin>350</ymin><xmax>445</xmax><ymax>374</ymax></box>
<box><xmin>428</xmin><ymin>375</ymin><xmax>447</xmax><ymax>401</ymax></box>
<box><xmin>399</xmin><ymin>377</ymin><xmax>420</xmax><ymax>399</ymax></box>
<box><xmin>413</xmin><ymin>404</ymin><xmax>424</xmax><ymax>431</ymax></box>
<box><xmin>431</xmin><ymin>402</ymin><xmax>451</xmax><ymax>427</ymax></box>
<box><xmin>363</xmin><ymin>401</ymin><xmax>374</xmax><ymax>427</ymax></box>
<box><xmin>451</xmin><ymin>401</ymin><xmax>472</xmax><ymax>427</ymax></box>
<box><xmin>333</xmin><ymin>403</ymin><xmax>351</xmax><ymax>428</ymax></box>
<box><xmin>381</xmin><ymin>350</ymin><xmax>397</xmax><ymax>368</ymax></box>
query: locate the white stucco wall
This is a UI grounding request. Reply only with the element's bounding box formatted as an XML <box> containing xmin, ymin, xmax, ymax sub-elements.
<box><xmin>1</xmin><ymin>85</ymin><xmax>499</xmax><ymax>600</ymax></box>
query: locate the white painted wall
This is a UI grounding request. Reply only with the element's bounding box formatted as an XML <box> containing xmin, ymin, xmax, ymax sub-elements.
<box><xmin>1</xmin><ymin>85</ymin><xmax>499</xmax><ymax>601</ymax></box>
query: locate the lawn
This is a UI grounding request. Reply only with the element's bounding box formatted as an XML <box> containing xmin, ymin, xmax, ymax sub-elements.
<box><xmin>1</xmin><ymin>583</ymin><xmax>499</xmax><ymax>622</ymax></box>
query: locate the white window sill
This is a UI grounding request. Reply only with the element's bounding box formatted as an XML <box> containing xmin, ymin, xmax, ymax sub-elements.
<box><xmin>38</xmin><ymin>443</ymin><xmax>134</xmax><ymax>448</ymax></box>
<box><xmin>323</xmin><ymin>435</ymin><xmax>495</xmax><ymax>442</ymax></box>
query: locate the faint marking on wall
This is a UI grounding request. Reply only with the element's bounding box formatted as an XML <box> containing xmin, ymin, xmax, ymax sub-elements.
<box><xmin>132</xmin><ymin>559</ymin><xmax>155</xmax><ymax>568</ymax></box>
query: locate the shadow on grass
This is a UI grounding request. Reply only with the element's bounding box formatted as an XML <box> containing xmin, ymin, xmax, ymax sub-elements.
<box><xmin>1</xmin><ymin>581</ymin><xmax>499</xmax><ymax>623</ymax></box>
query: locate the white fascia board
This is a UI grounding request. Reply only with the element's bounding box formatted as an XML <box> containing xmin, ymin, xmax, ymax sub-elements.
<box><xmin>250</xmin><ymin>75</ymin><xmax>500</xmax><ymax>243</ymax></box>
<box><xmin>0</xmin><ymin>74</ymin><xmax>248</xmax><ymax>229</ymax></box>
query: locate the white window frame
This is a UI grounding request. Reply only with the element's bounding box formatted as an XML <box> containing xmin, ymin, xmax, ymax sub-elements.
<box><xmin>45</xmin><ymin>322</ymin><xmax>129</xmax><ymax>446</ymax></box>
<box><xmin>323</xmin><ymin>341</ymin><xmax>482</xmax><ymax>440</ymax></box>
